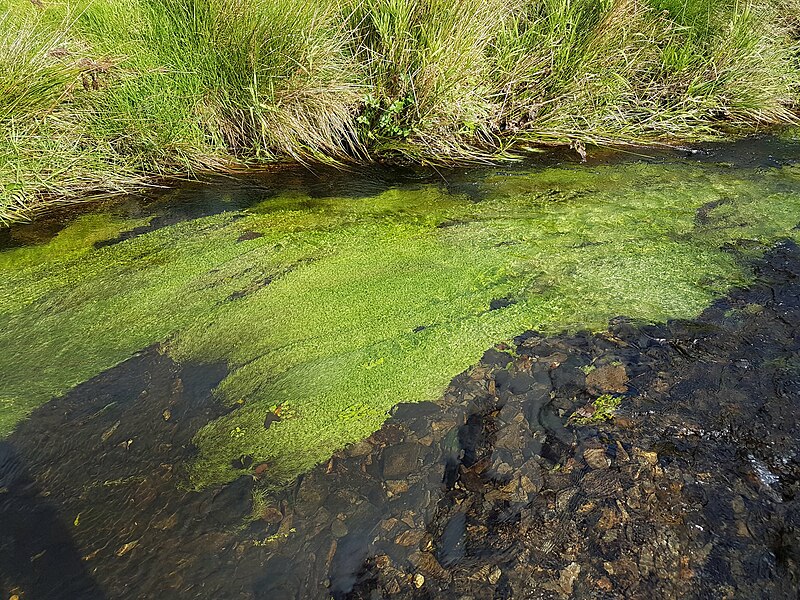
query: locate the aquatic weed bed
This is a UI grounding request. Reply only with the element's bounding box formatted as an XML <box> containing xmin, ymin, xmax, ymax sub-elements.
<box><xmin>2</xmin><ymin>151</ymin><xmax>800</xmax><ymax>490</ymax></box>
<box><xmin>2</xmin><ymin>239</ymin><xmax>798</xmax><ymax>598</ymax></box>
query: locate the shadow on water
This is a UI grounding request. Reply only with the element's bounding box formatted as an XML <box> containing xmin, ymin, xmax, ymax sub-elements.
<box><xmin>0</xmin><ymin>442</ymin><xmax>105</xmax><ymax>600</ymax></box>
<box><xmin>0</xmin><ymin>347</ymin><xmax>268</xmax><ymax>599</ymax></box>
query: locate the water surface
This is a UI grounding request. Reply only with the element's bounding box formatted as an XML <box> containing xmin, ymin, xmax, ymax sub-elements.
<box><xmin>1</xmin><ymin>136</ymin><xmax>800</xmax><ymax>598</ymax></box>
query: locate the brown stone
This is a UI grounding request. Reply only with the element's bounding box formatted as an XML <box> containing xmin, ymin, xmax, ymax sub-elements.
<box><xmin>558</xmin><ymin>562</ymin><xmax>581</xmax><ymax>595</ymax></box>
<box><xmin>261</xmin><ymin>507</ymin><xmax>283</xmax><ymax>523</ymax></box>
<box><xmin>597</xmin><ymin>576</ymin><xmax>613</xmax><ymax>592</ymax></box>
<box><xmin>344</xmin><ymin>440</ymin><xmax>373</xmax><ymax>457</ymax></box>
<box><xmin>584</xmin><ymin>448</ymin><xmax>611</xmax><ymax>470</ymax></box>
<box><xmin>586</xmin><ymin>364</ymin><xmax>628</xmax><ymax>394</ymax></box>
<box><xmin>385</xmin><ymin>480</ymin><xmax>409</xmax><ymax>496</ymax></box>
<box><xmin>409</xmin><ymin>551</ymin><xmax>450</xmax><ymax>581</ymax></box>
<box><xmin>395</xmin><ymin>529</ymin><xmax>425</xmax><ymax>547</ymax></box>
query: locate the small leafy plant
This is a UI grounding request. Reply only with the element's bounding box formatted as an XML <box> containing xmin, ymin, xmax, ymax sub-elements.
<box><xmin>569</xmin><ymin>394</ymin><xmax>621</xmax><ymax>425</ymax></box>
<box><xmin>356</xmin><ymin>93</ymin><xmax>415</xmax><ymax>141</ymax></box>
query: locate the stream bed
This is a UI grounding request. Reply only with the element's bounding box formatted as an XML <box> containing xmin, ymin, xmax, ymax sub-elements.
<box><xmin>1</xmin><ymin>138</ymin><xmax>799</xmax><ymax>598</ymax></box>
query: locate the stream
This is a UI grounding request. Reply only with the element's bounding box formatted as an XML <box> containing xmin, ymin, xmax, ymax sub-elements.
<box><xmin>1</xmin><ymin>137</ymin><xmax>799</xmax><ymax>599</ymax></box>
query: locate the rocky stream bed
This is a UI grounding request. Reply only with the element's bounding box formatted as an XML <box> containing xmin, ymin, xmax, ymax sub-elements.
<box><xmin>2</xmin><ymin>239</ymin><xmax>799</xmax><ymax>599</ymax></box>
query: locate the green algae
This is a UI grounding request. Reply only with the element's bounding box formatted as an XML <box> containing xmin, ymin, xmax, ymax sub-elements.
<box><xmin>1</xmin><ymin>159</ymin><xmax>799</xmax><ymax>485</ymax></box>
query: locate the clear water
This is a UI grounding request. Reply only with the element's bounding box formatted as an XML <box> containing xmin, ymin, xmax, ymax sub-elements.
<box><xmin>0</xmin><ymin>136</ymin><xmax>799</xmax><ymax>599</ymax></box>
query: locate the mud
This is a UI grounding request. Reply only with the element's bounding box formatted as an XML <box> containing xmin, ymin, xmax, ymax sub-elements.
<box><xmin>2</xmin><ymin>240</ymin><xmax>799</xmax><ymax>599</ymax></box>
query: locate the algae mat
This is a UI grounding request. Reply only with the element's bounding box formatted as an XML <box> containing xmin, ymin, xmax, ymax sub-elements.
<box><xmin>1</xmin><ymin>159</ymin><xmax>799</xmax><ymax>487</ymax></box>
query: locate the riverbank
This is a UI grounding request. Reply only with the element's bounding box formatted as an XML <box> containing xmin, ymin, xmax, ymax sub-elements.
<box><xmin>2</xmin><ymin>0</ymin><xmax>799</xmax><ymax>223</ymax></box>
<box><xmin>3</xmin><ymin>239</ymin><xmax>798</xmax><ymax>599</ymax></box>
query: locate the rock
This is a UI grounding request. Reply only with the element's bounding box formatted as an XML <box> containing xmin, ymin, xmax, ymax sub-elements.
<box><xmin>237</xmin><ymin>231</ymin><xmax>264</xmax><ymax>242</ymax></box>
<box><xmin>597</xmin><ymin>576</ymin><xmax>613</xmax><ymax>592</ymax></box>
<box><xmin>382</xmin><ymin>442</ymin><xmax>422</xmax><ymax>480</ymax></box>
<box><xmin>154</xmin><ymin>513</ymin><xmax>178</xmax><ymax>530</ymax></box>
<box><xmin>331</xmin><ymin>519</ymin><xmax>348</xmax><ymax>538</ymax></box>
<box><xmin>294</xmin><ymin>477</ymin><xmax>327</xmax><ymax>517</ymax></box>
<box><xmin>231</xmin><ymin>454</ymin><xmax>253</xmax><ymax>470</ymax></box>
<box><xmin>385</xmin><ymin>480</ymin><xmax>409</xmax><ymax>496</ymax></box>
<box><xmin>344</xmin><ymin>439</ymin><xmax>373</xmax><ymax>457</ymax></box>
<box><xmin>519</xmin><ymin>459</ymin><xmax>544</xmax><ymax>491</ymax></box>
<box><xmin>410</xmin><ymin>551</ymin><xmax>450</xmax><ymax>581</ymax></box>
<box><xmin>494</xmin><ymin>423</ymin><xmax>523</xmax><ymax>452</ymax></box>
<box><xmin>207</xmin><ymin>476</ymin><xmax>254</xmax><ymax>525</ymax></box>
<box><xmin>586</xmin><ymin>364</ymin><xmax>628</xmax><ymax>394</ymax></box>
<box><xmin>490</xmin><ymin>298</ymin><xmax>514</xmax><ymax>311</ymax></box>
<box><xmin>263</xmin><ymin>411</ymin><xmax>282</xmax><ymax>429</ymax></box>
<box><xmin>558</xmin><ymin>562</ymin><xmax>581</xmax><ymax>595</ymax></box>
<box><xmin>261</xmin><ymin>507</ymin><xmax>283</xmax><ymax>523</ymax></box>
<box><xmin>584</xmin><ymin>448</ymin><xmax>611</xmax><ymax>469</ymax></box>
<box><xmin>634</xmin><ymin>449</ymin><xmax>659</xmax><ymax>466</ymax></box>
<box><xmin>518</xmin><ymin>473</ymin><xmax>537</xmax><ymax>494</ymax></box>
<box><xmin>395</xmin><ymin>529</ymin><xmax>425</xmax><ymax>547</ymax></box>
<box><xmin>488</xmin><ymin>566</ymin><xmax>502</xmax><ymax>585</ymax></box>
<box><xmin>115</xmin><ymin>540</ymin><xmax>139</xmax><ymax>557</ymax></box>
<box><xmin>413</xmin><ymin>573</ymin><xmax>425</xmax><ymax>588</ymax></box>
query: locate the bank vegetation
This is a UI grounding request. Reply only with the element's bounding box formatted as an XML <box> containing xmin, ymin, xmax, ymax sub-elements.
<box><xmin>1</xmin><ymin>0</ymin><xmax>799</xmax><ymax>222</ymax></box>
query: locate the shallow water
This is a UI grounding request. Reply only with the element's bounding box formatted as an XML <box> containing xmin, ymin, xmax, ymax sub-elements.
<box><xmin>1</xmin><ymin>137</ymin><xmax>800</xmax><ymax>598</ymax></box>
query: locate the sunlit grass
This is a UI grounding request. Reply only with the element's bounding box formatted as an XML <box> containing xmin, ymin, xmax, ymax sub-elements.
<box><xmin>1</xmin><ymin>0</ymin><xmax>798</xmax><ymax>222</ymax></box>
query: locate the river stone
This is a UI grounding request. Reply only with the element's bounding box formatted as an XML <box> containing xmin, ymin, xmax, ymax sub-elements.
<box><xmin>584</xmin><ymin>448</ymin><xmax>611</xmax><ymax>470</ymax></box>
<box><xmin>206</xmin><ymin>475</ymin><xmax>254</xmax><ymax>526</ymax></box>
<box><xmin>558</xmin><ymin>562</ymin><xmax>581</xmax><ymax>595</ymax></box>
<box><xmin>395</xmin><ymin>529</ymin><xmax>425</xmax><ymax>547</ymax></box>
<box><xmin>331</xmin><ymin>519</ymin><xmax>348</xmax><ymax>538</ymax></box>
<box><xmin>587</xmin><ymin>364</ymin><xmax>629</xmax><ymax>394</ymax></box>
<box><xmin>344</xmin><ymin>440</ymin><xmax>373</xmax><ymax>458</ymax></box>
<box><xmin>494</xmin><ymin>423</ymin><xmax>523</xmax><ymax>452</ymax></box>
<box><xmin>488</xmin><ymin>567</ymin><xmax>502</xmax><ymax>585</ymax></box>
<box><xmin>382</xmin><ymin>442</ymin><xmax>422</xmax><ymax>480</ymax></box>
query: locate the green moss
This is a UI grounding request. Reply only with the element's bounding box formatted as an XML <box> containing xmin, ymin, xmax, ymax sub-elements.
<box><xmin>1</xmin><ymin>159</ymin><xmax>799</xmax><ymax>484</ymax></box>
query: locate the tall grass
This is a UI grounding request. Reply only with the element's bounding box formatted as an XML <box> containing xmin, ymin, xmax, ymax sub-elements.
<box><xmin>1</xmin><ymin>0</ymin><xmax>798</xmax><ymax>222</ymax></box>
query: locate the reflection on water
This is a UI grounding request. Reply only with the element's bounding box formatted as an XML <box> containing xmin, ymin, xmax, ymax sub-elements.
<box><xmin>1</xmin><ymin>137</ymin><xmax>799</xmax><ymax>598</ymax></box>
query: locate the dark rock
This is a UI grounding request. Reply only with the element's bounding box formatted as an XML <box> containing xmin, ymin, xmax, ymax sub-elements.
<box><xmin>489</xmin><ymin>298</ymin><xmax>515</xmax><ymax>311</ymax></box>
<box><xmin>237</xmin><ymin>230</ymin><xmax>264</xmax><ymax>242</ymax></box>
<box><xmin>586</xmin><ymin>364</ymin><xmax>628</xmax><ymax>394</ymax></box>
<box><xmin>263</xmin><ymin>411</ymin><xmax>282</xmax><ymax>429</ymax></box>
<box><xmin>206</xmin><ymin>476</ymin><xmax>254</xmax><ymax>526</ymax></box>
<box><xmin>382</xmin><ymin>442</ymin><xmax>422</xmax><ymax>480</ymax></box>
<box><xmin>481</xmin><ymin>349</ymin><xmax>514</xmax><ymax>368</ymax></box>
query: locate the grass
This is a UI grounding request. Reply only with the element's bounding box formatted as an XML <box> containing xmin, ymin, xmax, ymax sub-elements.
<box><xmin>2</xmin><ymin>158</ymin><xmax>799</xmax><ymax>486</ymax></box>
<box><xmin>1</xmin><ymin>0</ymin><xmax>799</xmax><ymax>222</ymax></box>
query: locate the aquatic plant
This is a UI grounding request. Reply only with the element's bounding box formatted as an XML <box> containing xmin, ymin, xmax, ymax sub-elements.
<box><xmin>569</xmin><ymin>394</ymin><xmax>622</xmax><ymax>425</ymax></box>
<box><xmin>1</xmin><ymin>0</ymin><xmax>799</xmax><ymax>221</ymax></box>
<box><xmin>1</xmin><ymin>159</ymin><xmax>799</xmax><ymax>486</ymax></box>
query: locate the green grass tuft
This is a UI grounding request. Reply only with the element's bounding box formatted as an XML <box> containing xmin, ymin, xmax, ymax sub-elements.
<box><xmin>1</xmin><ymin>0</ymin><xmax>799</xmax><ymax>221</ymax></box>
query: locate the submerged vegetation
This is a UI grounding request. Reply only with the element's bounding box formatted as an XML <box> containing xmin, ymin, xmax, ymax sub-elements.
<box><xmin>1</xmin><ymin>159</ymin><xmax>799</xmax><ymax>487</ymax></box>
<box><xmin>2</xmin><ymin>0</ymin><xmax>800</xmax><ymax>221</ymax></box>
